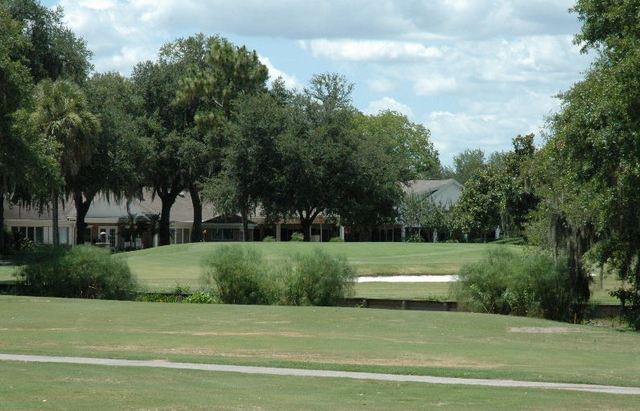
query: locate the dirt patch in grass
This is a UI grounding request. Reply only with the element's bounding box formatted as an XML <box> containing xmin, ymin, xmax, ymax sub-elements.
<box><xmin>80</xmin><ymin>344</ymin><xmax>501</xmax><ymax>369</ymax></box>
<box><xmin>508</xmin><ymin>327</ymin><xmax>577</xmax><ymax>334</ymax></box>
<box><xmin>156</xmin><ymin>331</ymin><xmax>311</xmax><ymax>338</ymax></box>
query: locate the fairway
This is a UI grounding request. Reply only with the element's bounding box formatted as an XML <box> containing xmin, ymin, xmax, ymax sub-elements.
<box><xmin>4</xmin><ymin>362</ymin><xmax>639</xmax><ymax>410</ymax></box>
<box><xmin>1</xmin><ymin>295</ymin><xmax>639</xmax><ymax>389</ymax></box>
<box><xmin>120</xmin><ymin>242</ymin><xmax>515</xmax><ymax>290</ymax></box>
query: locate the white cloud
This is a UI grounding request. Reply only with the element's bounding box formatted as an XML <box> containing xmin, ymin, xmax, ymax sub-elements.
<box><xmin>53</xmin><ymin>0</ymin><xmax>593</xmax><ymax>166</ymax></box>
<box><xmin>299</xmin><ymin>39</ymin><xmax>443</xmax><ymax>61</ymax></box>
<box><xmin>367</xmin><ymin>78</ymin><xmax>395</xmax><ymax>93</ymax></box>
<box><xmin>364</xmin><ymin>97</ymin><xmax>414</xmax><ymax>118</ymax></box>
<box><xmin>258</xmin><ymin>55</ymin><xmax>301</xmax><ymax>90</ymax></box>
<box><xmin>426</xmin><ymin>91</ymin><xmax>558</xmax><ymax>164</ymax></box>
<box><xmin>414</xmin><ymin>76</ymin><xmax>457</xmax><ymax>96</ymax></box>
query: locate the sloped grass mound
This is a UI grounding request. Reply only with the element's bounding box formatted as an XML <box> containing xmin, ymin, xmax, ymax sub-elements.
<box><xmin>15</xmin><ymin>245</ymin><xmax>137</xmax><ymax>300</ymax></box>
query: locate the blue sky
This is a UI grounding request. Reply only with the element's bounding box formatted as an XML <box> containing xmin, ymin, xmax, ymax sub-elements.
<box><xmin>44</xmin><ymin>0</ymin><xmax>594</xmax><ymax>165</ymax></box>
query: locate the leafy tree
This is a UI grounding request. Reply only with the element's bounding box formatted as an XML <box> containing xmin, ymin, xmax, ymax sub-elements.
<box><xmin>0</xmin><ymin>5</ymin><xmax>33</xmax><ymax>251</ymax></box>
<box><xmin>132</xmin><ymin>59</ymin><xmax>188</xmax><ymax>246</ymax></box>
<box><xmin>452</xmin><ymin>148</ymin><xmax>485</xmax><ymax>185</ymax></box>
<box><xmin>30</xmin><ymin>80</ymin><xmax>100</xmax><ymax>246</ymax></box>
<box><xmin>261</xmin><ymin>74</ymin><xmax>364</xmax><ymax>240</ymax></box>
<box><xmin>454</xmin><ymin>165</ymin><xmax>505</xmax><ymax>241</ymax></box>
<box><xmin>502</xmin><ymin>134</ymin><xmax>539</xmax><ymax>236</ymax></box>
<box><xmin>398</xmin><ymin>191</ymin><xmax>455</xmax><ymax>242</ymax></box>
<box><xmin>6</xmin><ymin>0</ymin><xmax>92</xmax><ymax>83</ymax></box>
<box><xmin>353</xmin><ymin>110</ymin><xmax>440</xmax><ymax>179</ymax></box>
<box><xmin>533</xmin><ymin>0</ymin><xmax>640</xmax><ymax>325</ymax></box>
<box><xmin>70</xmin><ymin>72</ymin><xmax>145</xmax><ymax>244</ymax></box>
<box><xmin>172</xmin><ymin>34</ymin><xmax>268</xmax><ymax>241</ymax></box>
<box><xmin>204</xmin><ymin>92</ymin><xmax>286</xmax><ymax>241</ymax></box>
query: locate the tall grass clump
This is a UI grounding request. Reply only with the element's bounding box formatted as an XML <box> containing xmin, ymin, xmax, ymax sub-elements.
<box><xmin>454</xmin><ymin>248</ymin><xmax>575</xmax><ymax>321</ymax></box>
<box><xmin>202</xmin><ymin>246</ymin><xmax>276</xmax><ymax>305</ymax></box>
<box><xmin>15</xmin><ymin>245</ymin><xmax>137</xmax><ymax>300</ymax></box>
<box><xmin>283</xmin><ymin>249</ymin><xmax>355</xmax><ymax>306</ymax></box>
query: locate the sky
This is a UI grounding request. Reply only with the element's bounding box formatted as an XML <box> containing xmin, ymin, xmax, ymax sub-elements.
<box><xmin>43</xmin><ymin>0</ymin><xmax>594</xmax><ymax>165</ymax></box>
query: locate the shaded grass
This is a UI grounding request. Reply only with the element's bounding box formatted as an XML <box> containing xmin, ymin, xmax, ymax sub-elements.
<box><xmin>2</xmin><ymin>361</ymin><xmax>639</xmax><ymax>411</ymax></box>
<box><xmin>0</xmin><ymin>264</ymin><xmax>15</xmax><ymax>283</ymax></box>
<box><xmin>0</xmin><ymin>295</ymin><xmax>639</xmax><ymax>387</ymax></box>
<box><xmin>120</xmin><ymin>242</ymin><xmax>517</xmax><ymax>290</ymax></box>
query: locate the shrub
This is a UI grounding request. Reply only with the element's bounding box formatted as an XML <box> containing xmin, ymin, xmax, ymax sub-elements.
<box><xmin>290</xmin><ymin>232</ymin><xmax>304</xmax><ymax>242</ymax></box>
<box><xmin>329</xmin><ymin>236</ymin><xmax>344</xmax><ymax>242</ymax></box>
<box><xmin>405</xmin><ymin>233</ymin><xmax>424</xmax><ymax>243</ymax></box>
<box><xmin>262</xmin><ymin>235</ymin><xmax>275</xmax><ymax>242</ymax></box>
<box><xmin>283</xmin><ymin>249</ymin><xmax>355</xmax><ymax>306</ymax></box>
<box><xmin>454</xmin><ymin>248</ymin><xmax>575</xmax><ymax>321</ymax></box>
<box><xmin>185</xmin><ymin>290</ymin><xmax>216</xmax><ymax>304</ymax></box>
<box><xmin>202</xmin><ymin>246</ymin><xmax>275</xmax><ymax>304</ymax></box>
<box><xmin>137</xmin><ymin>283</ymin><xmax>191</xmax><ymax>303</ymax></box>
<box><xmin>15</xmin><ymin>245</ymin><xmax>137</xmax><ymax>300</ymax></box>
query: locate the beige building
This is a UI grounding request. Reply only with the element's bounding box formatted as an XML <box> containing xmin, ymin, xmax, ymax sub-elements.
<box><xmin>3</xmin><ymin>180</ymin><xmax>462</xmax><ymax>248</ymax></box>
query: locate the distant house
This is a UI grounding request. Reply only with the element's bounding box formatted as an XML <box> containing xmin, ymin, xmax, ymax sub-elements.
<box><xmin>403</xmin><ymin>179</ymin><xmax>463</xmax><ymax>208</ymax></box>
<box><xmin>3</xmin><ymin>179</ymin><xmax>462</xmax><ymax>247</ymax></box>
<box><xmin>345</xmin><ymin>179</ymin><xmax>463</xmax><ymax>242</ymax></box>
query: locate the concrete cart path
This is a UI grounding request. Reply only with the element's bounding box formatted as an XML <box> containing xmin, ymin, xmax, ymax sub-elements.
<box><xmin>1</xmin><ymin>353</ymin><xmax>639</xmax><ymax>395</ymax></box>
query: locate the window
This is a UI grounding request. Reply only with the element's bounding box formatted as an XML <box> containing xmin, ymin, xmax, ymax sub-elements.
<box><xmin>59</xmin><ymin>227</ymin><xmax>69</xmax><ymax>245</ymax></box>
<box><xmin>12</xmin><ymin>226</ymin><xmax>46</xmax><ymax>244</ymax></box>
<box><xmin>35</xmin><ymin>227</ymin><xmax>44</xmax><ymax>244</ymax></box>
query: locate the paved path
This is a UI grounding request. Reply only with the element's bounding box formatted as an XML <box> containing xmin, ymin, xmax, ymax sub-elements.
<box><xmin>1</xmin><ymin>353</ymin><xmax>639</xmax><ymax>395</ymax></box>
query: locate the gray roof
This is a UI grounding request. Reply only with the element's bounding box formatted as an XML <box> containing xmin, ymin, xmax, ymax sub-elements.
<box><xmin>403</xmin><ymin>179</ymin><xmax>462</xmax><ymax>195</ymax></box>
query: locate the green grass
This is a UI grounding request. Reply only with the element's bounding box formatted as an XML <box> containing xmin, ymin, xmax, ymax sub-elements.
<box><xmin>354</xmin><ymin>282</ymin><xmax>453</xmax><ymax>300</ymax></box>
<box><xmin>2</xmin><ymin>361</ymin><xmax>639</xmax><ymax>410</ymax></box>
<box><xmin>1</xmin><ymin>295</ymin><xmax>639</xmax><ymax>388</ymax></box>
<box><xmin>120</xmin><ymin>242</ymin><xmax>515</xmax><ymax>290</ymax></box>
<box><xmin>0</xmin><ymin>264</ymin><xmax>15</xmax><ymax>283</ymax></box>
<box><xmin>591</xmin><ymin>274</ymin><xmax>625</xmax><ymax>305</ymax></box>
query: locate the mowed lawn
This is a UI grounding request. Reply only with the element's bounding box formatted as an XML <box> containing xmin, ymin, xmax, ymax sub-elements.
<box><xmin>1</xmin><ymin>296</ymin><xmax>639</xmax><ymax>390</ymax></box>
<box><xmin>120</xmin><ymin>242</ymin><xmax>516</xmax><ymax>290</ymax></box>
<box><xmin>3</xmin><ymin>362</ymin><xmax>639</xmax><ymax>411</ymax></box>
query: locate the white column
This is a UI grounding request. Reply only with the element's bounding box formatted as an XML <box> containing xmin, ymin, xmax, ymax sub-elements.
<box><xmin>339</xmin><ymin>226</ymin><xmax>345</xmax><ymax>240</ymax></box>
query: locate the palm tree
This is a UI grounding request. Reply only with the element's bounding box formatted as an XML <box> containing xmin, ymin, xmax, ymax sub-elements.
<box><xmin>31</xmin><ymin>79</ymin><xmax>100</xmax><ymax>246</ymax></box>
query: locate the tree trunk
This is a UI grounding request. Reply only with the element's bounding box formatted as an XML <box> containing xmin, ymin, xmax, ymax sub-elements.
<box><xmin>74</xmin><ymin>190</ymin><xmax>93</xmax><ymax>245</ymax></box>
<box><xmin>189</xmin><ymin>184</ymin><xmax>203</xmax><ymax>242</ymax></box>
<box><xmin>158</xmin><ymin>195</ymin><xmax>176</xmax><ymax>246</ymax></box>
<box><xmin>52</xmin><ymin>190</ymin><xmax>60</xmax><ymax>247</ymax></box>
<box><xmin>0</xmin><ymin>189</ymin><xmax>5</xmax><ymax>253</ymax></box>
<box><xmin>300</xmin><ymin>217</ymin><xmax>311</xmax><ymax>242</ymax></box>
<box><xmin>241</xmin><ymin>208</ymin><xmax>249</xmax><ymax>242</ymax></box>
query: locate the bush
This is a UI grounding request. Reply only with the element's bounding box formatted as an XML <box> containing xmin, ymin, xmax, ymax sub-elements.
<box><xmin>329</xmin><ymin>236</ymin><xmax>344</xmax><ymax>242</ymax></box>
<box><xmin>283</xmin><ymin>249</ymin><xmax>355</xmax><ymax>306</ymax></box>
<box><xmin>185</xmin><ymin>290</ymin><xmax>216</xmax><ymax>304</ymax></box>
<box><xmin>290</xmin><ymin>232</ymin><xmax>304</xmax><ymax>242</ymax></box>
<box><xmin>405</xmin><ymin>233</ymin><xmax>424</xmax><ymax>243</ymax></box>
<box><xmin>15</xmin><ymin>245</ymin><xmax>137</xmax><ymax>300</ymax></box>
<box><xmin>202</xmin><ymin>246</ymin><xmax>275</xmax><ymax>304</ymax></box>
<box><xmin>454</xmin><ymin>248</ymin><xmax>575</xmax><ymax>321</ymax></box>
<box><xmin>262</xmin><ymin>235</ymin><xmax>276</xmax><ymax>242</ymax></box>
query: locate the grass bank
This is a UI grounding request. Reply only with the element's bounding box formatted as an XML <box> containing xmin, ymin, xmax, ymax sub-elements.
<box><xmin>120</xmin><ymin>242</ymin><xmax>515</xmax><ymax>290</ymax></box>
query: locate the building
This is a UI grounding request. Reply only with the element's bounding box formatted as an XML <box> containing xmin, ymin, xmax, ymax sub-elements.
<box><xmin>3</xmin><ymin>180</ymin><xmax>462</xmax><ymax>248</ymax></box>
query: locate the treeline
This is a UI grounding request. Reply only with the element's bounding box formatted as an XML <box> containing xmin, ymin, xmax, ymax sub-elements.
<box><xmin>441</xmin><ymin>0</ymin><xmax>640</xmax><ymax>330</ymax></box>
<box><xmin>0</xmin><ymin>0</ymin><xmax>441</xmax><ymax>247</ymax></box>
